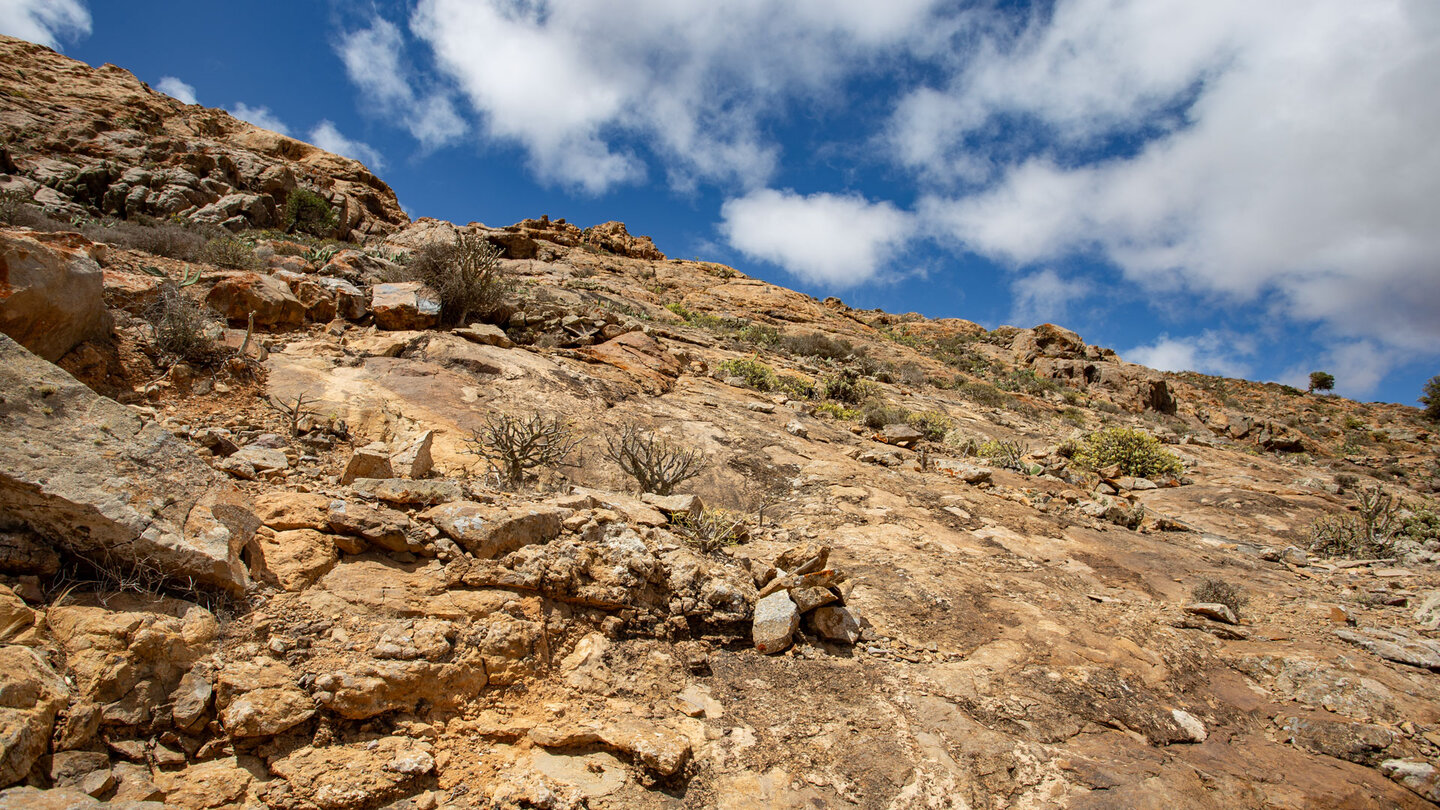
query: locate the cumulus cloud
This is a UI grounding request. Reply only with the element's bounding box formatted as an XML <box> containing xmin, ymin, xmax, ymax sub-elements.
<box><xmin>1008</xmin><ymin>269</ymin><xmax>1089</xmax><ymax>328</ymax></box>
<box><xmin>228</xmin><ymin>103</ymin><xmax>292</xmax><ymax>136</ymax></box>
<box><xmin>155</xmin><ymin>76</ymin><xmax>197</xmax><ymax>105</ymax></box>
<box><xmin>902</xmin><ymin>0</ymin><xmax>1440</xmax><ymax>391</ymax></box>
<box><xmin>335</xmin><ymin>17</ymin><xmax>467</xmax><ymax>150</ymax></box>
<box><xmin>719</xmin><ymin>189</ymin><xmax>914</xmax><ymax>287</ymax></box>
<box><xmin>1123</xmin><ymin>331</ymin><xmax>1253</xmax><ymax>379</ymax></box>
<box><xmin>409</xmin><ymin>0</ymin><xmax>946</xmax><ymax>193</ymax></box>
<box><xmin>308</xmin><ymin>121</ymin><xmax>384</xmax><ymax>169</ymax></box>
<box><xmin>0</xmin><ymin>0</ymin><xmax>90</xmax><ymax>49</ymax></box>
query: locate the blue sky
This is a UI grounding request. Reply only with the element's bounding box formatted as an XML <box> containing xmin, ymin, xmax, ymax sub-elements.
<box><xmin>6</xmin><ymin>0</ymin><xmax>1439</xmax><ymax>405</ymax></box>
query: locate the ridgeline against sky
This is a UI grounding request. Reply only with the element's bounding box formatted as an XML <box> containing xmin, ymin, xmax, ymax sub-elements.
<box><xmin>4</xmin><ymin>0</ymin><xmax>1438</xmax><ymax>404</ymax></box>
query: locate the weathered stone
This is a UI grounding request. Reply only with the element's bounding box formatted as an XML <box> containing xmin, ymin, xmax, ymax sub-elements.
<box><xmin>350</xmin><ymin>477</ymin><xmax>462</xmax><ymax>506</ymax></box>
<box><xmin>253</xmin><ymin>529</ymin><xmax>338</xmax><ymax>591</ymax></box>
<box><xmin>1184</xmin><ymin>602</ymin><xmax>1239</xmax><ymax>625</ymax></box>
<box><xmin>0</xmin><ymin>232</ymin><xmax>111</xmax><ymax>361</ymax></box>
<box><xmin>773</xmin><ymin>543</ymin><xmax>830</xmax><ymax>574</ymax></box>
<box><xmin>640</xmin><ymin>493</ymin><xmax>703</xmax><ymax>521</ymax></box>
<box><xmin>326</xmin><ymin>500</ymin><xmax>411</xmax><ymax>552</ymax></box>
<box><xmin>454</xmin><ymin>323</ymin><xmax>513</xmax><ymax>348</ymax></box>
<box><xmin>341</xmin><ymin>442</ymin><xmax>393</xmax><ymax>484</ymax></box>
<box><xmin>204</xmin><ymin>272</ymin><xmax>305</xmax><ymax>330</ymax></box>
<box><xmin>423</xmin><ymin>502</ymin><xmax>566</xmax><ymax>559</ymax></box>
<box><xmin>809</xmin><ymin>606</ymin><xmax>861</xmax><ymax>644</ymax></box>
<box><xmin>1380</xmin><ymin>759</ymin><xmax>1440</xmax><ymax>802</ymax></box>
<box><xmin>1336</xmin><ymin>627</ymin><xmax>1440</xmax><ymax>671</ymax></box>
<box><xmin>170</xmin><ymin>670</ymin><xmax>213</xmax><ymax>730</ymax></box>
<box><xmin>1281</xmin><ymin>716</ymin><xmax>1396</xmax><ymax>765</ymax></box>
<box><xmin>390</xmin><ymin>431</ymin><xmax>434</xmax><ymax>479</ymax></box>
<box><xmin>319</xmin><ymin>277</ymin><xmax>368</xmax><ymax>321</ymax></box>
<box><xmin>215</xmin><ymin>658</ymin><xmax>314</xmax><ymax>738</ymax></box>
<box><xmin>228</xmin><ymin>445</ymin><xmax>288</xmax><ymax>474</ymax></box>
<box><xmin>0</xmin><ymin>584</ymin><xmax>35</xmax><ymax>643</ymax></box>
<box><xmin>371</xmin><ymin>282</ymin><xmax>440</xmax><ymax>331</ymax></box>
<box><xmin>0</xmin><ymin>646</ymin><xmax>69</xmax><ymax>787</ymax></box>
<box><xmin>152</xmin><ymin>756</ymin><xmax>254</xmax><ymax>809</ymax></box>
<box><xmin>251</xmin><ymin>492</ymin><xmax>331</xmax><ymax>531</ymax></box>
<box><xmin>1170</xmin><ymin>709</ymin><xmax>1207</xmax><ymax>743</ymax></box>
<box><xmin>267</xmin><ymin>736</ymin><xmax>435</xmax><ymax>809</ymax></box>
<box><xmin>790</xmin><ymin>586</ymin><xmax>838</xmax><ymax>614</ymax></box>
<box><xmin>0</xmin><ymin>526</ymin><xmax>60</xmax><ymax>576</ymax></box>
<box><xmin>0</xmin><ymin>334</ymin><xmax>253</xmax><ymax>592</ymax></box>
<box><xmin>753</xmin><ymin>591</ymin><xmax>799</xmax><ymax>654</ymax></box>
<box><xmin>1414</xmin><ymin>590</ymin><xmax>1440</xmax><ymax>631</ymax></box>
<box><xmin>934</xmin><ymin>460</ymin><xmax>992</xmax><ymax>484</ymax></box>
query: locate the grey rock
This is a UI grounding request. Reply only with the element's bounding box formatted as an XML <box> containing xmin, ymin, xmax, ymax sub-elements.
<box><xmin>0</xmin><ymin>334</ymin><xmax>254</xmax><ymax>592</ymax></box>
<box><xmin>1185</xmin><ymin>602</ymin><xmax>1239</xmax><ymax>625</ymax></box>
<box><xmin>1336</xmin><ymin>627</ymin><xmax>1440</xmax><ymax>671</ymax></box>
<box><xmin>1380</xmin><ymin>759</ymin><xmax>1440</xmax><ymax>802</ymax></box>
<box><xmin>640</xmin><ymin>493</ymin><xmax>703</xmax><ymax>521</ymax></box>
<box><xmin>424</xmin><ymin>502</ymin><xmax>566</xmax><ymax>559</ymax></box>
<box><xmin>881</xmin><ymin>423</ymin><xmax>924</xmax><ymax>447</ymax></box>
<box><xmin>752</xmin><ymin>591</ymin><xmax>799</xmax><ymax>654</ymax></box>
<box><xmin>350</xmin><ymin>477</ymin><xmax>462</xmax><ymax>506</ymax></box>
<box><xmin>391</xmin><ymin>431</ymin><xmax>435</xmax><ymax>480</ymax></box>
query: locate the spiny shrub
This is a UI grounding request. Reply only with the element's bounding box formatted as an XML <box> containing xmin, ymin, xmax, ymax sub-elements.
<box><xmin>907</xmin><ymin>409</ymin><xmax>954</xmax><ymax>441</ymax></box>
<box><xmin>978</xmin><ymin>439</ymin><xmax>1029</xmax><ymax>472</ymax></box>
<box><xmin>1191</xmin><ymin>577</ymin><xmax>1249</xmax><ymax>617</ymax></box>
<box><xmin>404</xmin><ymin>232</ymin><xmax>506</xmax><ymax>325</ymax></box>
<box><xmin>736</xmin><ymin>323</ymin><xmax>781</xmax><ymax>346</ymax></box>
<box><xmin>1309</xmin><ymin>485</ymin><xmax>1398</xmax><ymax>558</ymax></box>
<box><xmin>144</xmin><ymin>287</ymin><xmax>221</xmax><ymax>365</ymax></box>
<box><xmin>283</xmin><ymin>188</ymin><xmax>338</xmax><ymax>237</ymax></box>
<box><xmin>1069</xmin><ymin>427</ymin><xmax>1183</xmax><ymax>478</ymax></box>
<box><xmin>775</xmin><ymin>374</ymin><xmax>815</xmax><ymax>400</ymax></box>
<box><xmin>815</xmin><ymin>402</ymin><xmax>860</xmax><ymax>420</ymax></box>
<box><xmin>675</xmin><ymin>507</ymin><xmax>748</xmax><ymax>554</ymax></box>
<box><xmin>464</xmin><ymin>412</ymin><xmax>579</xmax><ymax>489</ymax></box>
<box><xmin>718</xmin><ymin>357</ymin><xmax>777</xmax><ymax>392</ymax></box>
<box><xmin>604</xmin><ymin>424</ymin><xmax>705</xmax><ymax>495</ymax></box>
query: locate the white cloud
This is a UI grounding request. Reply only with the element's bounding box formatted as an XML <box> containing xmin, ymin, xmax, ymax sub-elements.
<box><xmin>719</xmin><ymin>189</ymin><xmax>914</xmax><ymax>287</ymax></box>
<box><xmin>155</xmin><ymin>76</ymin><xmax>197</xmax><ymax>105</ymax></box>
<box><xmin>336</xmin><ymin>17</ymin><xmax>467</xmax><ymax>150</ymax></box>
<box><xmin>1008</xmin><ymin>269</ymin><xmax>1089</xmax><ymax>328</ymax></box>
<box><xmin>1124</xmin><ymin>331</ymin><xmax>1253</xmax><ymax>379</ymax></box>
<box><xmin>409</xmin><ymin>0</ymin><xmax>946</xmax><ymax>193</ymax></box>
<box><xmin>228</xmin><ymin>103</ymin><xmax>291</xmax><ymax>136</ymax></box>
<box><xmin>904</xmin><ymin>0</ymin><xmax>1440</xmax><ymax>393</ymax></box>
<box><xmin>307</xmin><ymin>121</ymin><xmax>384</xmax><ymax>170</ymax></box>
<box><xmin>0</xmin><ymin>0</ymin><xmax>90</xmax><ymax>49</ymax></box>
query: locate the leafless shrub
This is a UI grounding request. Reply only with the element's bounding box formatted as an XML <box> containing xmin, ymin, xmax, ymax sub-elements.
<box><xmin>1191</xmin><ymin>577</ymin><xmax>1249</xmax><ymax>617</ymax></box>
<box><xmin>1310</xmin><ymin>485</ymin><xmax>1398</xmax><ymax>558</ymax></box>
<box><xmin>268</xmin><ymin>391</ymin><xmax>320</xmax><ymax>437</ymax></box>
<box><xmin>675</xmin><ymin>508</ymin><xmax>747</xmax><ymax>554</ymax></box>
<box><xmin>404</xmin><ymin>231</ymin><xmax>507</xmax><ymax>325</ymax></box>
<box><xmin>144</xmin><ymin>286</ymin><xmax>222</xmax><ymax>365</ymax></box>
<box><xmin>465</xmin><ymin>412</ymin><xmax>580</xmax><ymax>489</ymax></box>
<box><xmin>604</xmin><ymin>424</ymin><xmax>705</xmax><ymax>495</ymax></box>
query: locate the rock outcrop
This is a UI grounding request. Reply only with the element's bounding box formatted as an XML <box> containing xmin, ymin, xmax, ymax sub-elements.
<box><xmin>0</xmin><ymin>231</ymin><xmax>110</xmax><ymax>360</ymax></box>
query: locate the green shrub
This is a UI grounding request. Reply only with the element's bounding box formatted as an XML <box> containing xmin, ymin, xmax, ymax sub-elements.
<box><xmin>1310</xmin><ymin>486</ymin><xmax>1400</xmax><ymax>558</ymax></box>
<box><xmin>675</xmin><ymin>507</ymin><xmax>747</xmax><ymax>554</ymax></box>
<box><xmin>774</xmin><ymin>374</ymin><xmax>815</xmax><ymax>400</ymax></box>
<box><xmin>861</xmin><ymin>402</ymin><xmax>911</xmax><ymax>429</ymax></box>
<box><xmin>283</xmin><ymin>188</ymin><xmax>338</xmax><ymax>237</ymax></box>
<box><xmin>1421</xmin><ymin>375</ymin><xmax>1440</xmax><ymax>422</ymax></box>
<box><xmin>737</xmin><ymin>323</ymin><xmax>781</xmax><ymax>347</ymax></box>
<box><xmin>718</xmin><ymin>357</ymin><xmax>777</xmax><ymax>391</ymax></box>
<box><xmin>1308</xmin><ymin>371</ymin><xmax>1335</xmax><ymax>393</ymax></box>
<box><xmin>955</xmin><ymin>380</ymin><xmax>1015</xmax><ymax>410</ymax></box>
<box><xmin>978</xmin><ymin>439</ymin><xmax>1029</xmax><ymax>471</ymax></box>
<box><xmin>906</xmin><ymin>409</ymin><xmax>954</xmax><ymax>440</ymax></box>
<box><xmin>665</xmin><ymin>302</ymin><xmax>693</xmax><ymax>320</ymax></box>
<box><xmin>815</xmin><ymin>402</ymin><xmax>860</xmax><ymax>420</ymax></box>
<box><xmin>943</xmin><ymin>429</ymin><xmax>979</xmax><ymax>456</ymax></box>
<box><xmin>1060</xmin><ymin>407</ymin><xmax>1087</xmax><ymax>427</ymax></box>
<box><xmin>82</xmin><ymin>218</ymin><xmax>211</xmax><ymax>261</ymax></box>
<box><xmin>197</xmin><ymin>237</ymin><xmax>259</xmax><ymax>270</ymax></box>
<box><xmin>1070</xmin><ymin>427</ymin><xmax>1183</xmax><ymax>478</ymax></box>
<box><xmin>997</xmin><ymin>368</ymin><xmax>1060</xmax><ymax>396</ymax></box>
<box><xmin>404</xmin><ymin>232</ymin><xmax>507</xmax><ymax>325</ymax></box>
<box><xmin>816</xmin><ymin>371</ymin><xmax>877</xmax><ymax>405</ymax></box>
<box><xmin>1190</xmin><ymin>577</ymin><xmax>1249</xmax><ymax>616</ymax></box>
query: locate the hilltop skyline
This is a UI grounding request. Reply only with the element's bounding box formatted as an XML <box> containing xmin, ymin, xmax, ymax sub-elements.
<box><xmin>4</xmin><ymin>0</ymin><xmax>1438</xmax><ymax>405</ymax></box>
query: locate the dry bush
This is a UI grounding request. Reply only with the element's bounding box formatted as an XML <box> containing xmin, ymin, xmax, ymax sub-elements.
<box><xmin>465</xmin><ymin>412</ymin><xmax>579</xmax><ymax>489</ymax></box>
<box><xmin>604</xmin><ymin>424</ymin><xmax>704</xmax><ymax>495</ymax></box>
<box><xmin>675</xmin><ymin>508</ymin><xmax>748</xmax><ymax>554</ymax></box>
<box><xmin>404</xmin><ymin>232</ymin><xmax>506</xmax><ymax>325</ymax></box>
<box><xmin>1309</xmin><ymin>485</ymin><xmax>1398</xmax><ymax>558</ymax></box>
<box><xmin>144</xmin><ymin>287</ymin><xmax>223</xmax><ymax>365</ymax></box>
<box><xmin>1191</xmin><ymin>577</ymin><xmax>1249</xmax><ymax>617</ymax></box>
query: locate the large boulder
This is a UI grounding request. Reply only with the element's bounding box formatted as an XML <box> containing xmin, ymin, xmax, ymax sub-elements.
<box><xmin>0</xmin><ymin>232</ymin><xmax>111</xmax><ymax>361</ymax></box>
<box><xmin>0</xmin><ymin>334</ymin><xmax>254</xmax><ymax>592</ymax></box>
<box><xmin>204</xmin><ymin>272</ymin><xmax>304</xmax><ymax>330</ymax></box>
<box><xmin>371</xmin><ymin>282</ymin><xmax>440</xmax><ymax>331</ymax></box>
<box><xmin>0</xmin><ymin>646</ymin><xmax>69</xmax><ymax>787</ymax></box>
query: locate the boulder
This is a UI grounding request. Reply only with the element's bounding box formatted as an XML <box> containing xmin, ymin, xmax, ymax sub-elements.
<box><xmin>640</xmin><ymin>493</ymin><xmax>703</xmax><ymax>521</ymax></box>
<box><xmin>752</xmin><ymin>591</ymin><xmax>799</xmax><ymax>654</ymax></box>
<box><xmin>423</xmin><ymin>502</ymin><xmax>566</xmax><ymax>559</ymax></box>
<box><xmin>372</xmin><ymin>282</ymin><xmax>440</xmax><ymax>330</ymax></box>
<box><xmin>1281</xmin><ymin>716</ymin><xmax>1397</xmax><ymax>765</ymax></box>
<box><xmin>1380</xmin><ymin>759</ymin><xmax>1440</xmax><ymax>802</ymax></box>
<box><xmin>204</xmin><ymin>272</ymin><xmax>305</xmax><ymax>330</ymax></box>
<box><xmin>350</xmin><ymin>478</ymin><xmax>462</xmax><ymax>506</ymax></box>
<box><xmin>1185</xmin><ymin>603</ymin><xmax>1239</xmax><ymax>625</ymax></box>
<box><xmin>318</xmin><ymin>277</ymin><xmax>368</xmax><ymax>320</ymax></box>
<box><xmin>390</xmin><ymin>431</ymin><xmax>434</xmax><ymax>479</ymax></box>
<box><xmin>790</xmin><ymin>586</ymin><xmax>838</xmax><ymax>613</ymax></box>
<box><xmin>251</xmin><ymin>492</ymin><xmax>332</xmax><ymax>531</ymax></box>
<box><xmin>809</xmin><ymin>606</ymin><xmax>862</xmax><ymax>644</ymax></box>
<box><xmin>0</xmin><ymin>335</ymin><xmax>254</xmax><ymax>592</ymax></box>
<box><xmin>252</xmin><ymin>529</ymin><xmax>338</xmax><ymax>591</ymax></box>
<box><xmin>454</xmin><ymin>323</ymin><xmax>513</xmax><ymax>348</ymax></box>
<box><xmin>327</xmin><ymin>499</ymin><xmax>413</xmax><ymax>553</ymax></box>
<box><xmin>341</xmin><ymin>442</ymin><xmax>393</xmax><ymax>484</ymax></box>
<box><xmin>0</xmin><ymin>646</ymin><xmax>69</xmax><ymax>787</ymax></box>
<box><xmin>0</xmin><ymin>231</ymin><xmax>111</xmax><ymax>361</ymax></box>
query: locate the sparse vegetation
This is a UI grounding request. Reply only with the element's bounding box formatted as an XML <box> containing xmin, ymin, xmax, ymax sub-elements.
<box><xmin>816</xmin><ymin>370</ymin><xmax>878</xmax><ymax>405</ymax></box>
<box><xmin>861</xmin><ymin>402</ymin><xmax>911</xmax><ymax>430</ymax></box>
<box><xmin>465</xmin><ymin>412</ymin><xmax>580</xmax><ymax>489</ymax></box>
<box><xmin>283</xmin><ymin>188</ymin><xmax>338</xmax><ymax>237</ymax></box>
<box><xmin>1309</xmin><ymin>485</ymin><xmax>1397</xmax><ymax>558</ymax></box>
<box><xmin>1421</xmin><ymin>374</ymin><xmax>1440</xmax><ymax>422</ymax></box>
<box><xmin>1068</xmin><ymin>427</ymin><xmax>1184</xmax><ymax>479</ymax></box>
<box><xmin>675</xmin><ymin>507</ymin><xmax>748</xmax><ymax>553</ymax></box>
<box><xmin>404</xmin><ymin>231</ymin><xmax>507</xmax><ymax>325</ymax></box>
<box><xmin>144</xmin><ymin>287</ymin><xmax>221</xmax><ymax>365</ymax></box>
<box><xmin>717</xmin><ymin>357</ymin><xmax>777</xmax><ymax>392</ymax></box>
<box><xmin>604</xmin><ymin>425</ymin><xmax>705</xmax><ymax>495</ymax></box>
<box><xmin>1191</xmin><ymin>577</ymin><xmax>1249</xmax><ymax>617</ymax></box>
<box><xmin>906</xmin><ymin>409</ymin><xmax>954</xmax><ymax>441</ymax></box>
<box><xmin>197</xmin><ymin>236</ymin><xmax>260</xmax><ymax>270</ymax></box>
<box><xmin>978</xmin><ymin>439</ymin><xmax>1029</xmax><ymax>472</ymax></box>
<box><xmin>268</xmin><ymin>391</ymin><xmax>320</xmax><ymax>438</ymax></box>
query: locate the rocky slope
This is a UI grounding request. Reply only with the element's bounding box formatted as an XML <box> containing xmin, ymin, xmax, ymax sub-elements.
<box><xmin>1</xmin><ymin>36</ymin><xmax>1439</xmax><ymax>810</ymax></box>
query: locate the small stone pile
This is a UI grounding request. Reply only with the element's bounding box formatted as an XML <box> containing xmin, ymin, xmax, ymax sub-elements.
<box><xmin>750</xmin><ymin>543</ymin><xmax>861</xmax><ymax>654</ymax></box>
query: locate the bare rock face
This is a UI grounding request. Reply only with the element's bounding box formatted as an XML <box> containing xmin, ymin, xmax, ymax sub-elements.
<box><xmin>0</xmin><ymin>36</ymin><xmax>408</xmax><ymax>240</ymax></box>
<box><xmin>0</xmin><ymin>231</ymin><xmax>111</xmax><ymax>361</ymax></box>
<box><xmin>582</xmin><ymin>221</ymin><xmax>666</xmax><ymax>260</ymax></box>
<box><xmin>0</xmin><ymin>335</ymin><xmax>254</xmax><ymax>592</ymax></box>
<box><xmin>424</xmin><ymin>502</ymin><xmax>566</xmax><ymax>559</ymax></box>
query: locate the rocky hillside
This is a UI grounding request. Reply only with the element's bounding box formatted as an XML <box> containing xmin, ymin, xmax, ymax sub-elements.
<box><xmin>2</xmin><ymin>37</ymin><xmax>1439</xmax><ymax>810</ymax></box>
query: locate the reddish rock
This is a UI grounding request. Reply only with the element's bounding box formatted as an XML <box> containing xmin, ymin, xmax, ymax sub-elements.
<box><xmin>204</xmin><ymin>272</ymin><xmax>304</xmax><ymax>330</ymax></box>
